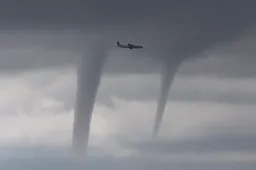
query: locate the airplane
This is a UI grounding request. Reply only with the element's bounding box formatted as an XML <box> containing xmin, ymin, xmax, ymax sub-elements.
<box><xmin>117</xmin><ymin>41</ymin><xmax>143</xmax><ymax>49</ymax></box>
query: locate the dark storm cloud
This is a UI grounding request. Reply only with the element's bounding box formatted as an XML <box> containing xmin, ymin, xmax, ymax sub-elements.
<box><xmin>0</xmin><ymin>0</ymin><xmax>255</xmax><ymax>30</ymax></box>
<box><xmin>0</xmin><ymin>0</ymin><xmax>254</xmax><ymax>70</ymax></box>
<box><xmin>0</xmin><ymin>0</ymin><xmax>165</xmax><ymax>28</ymax></box>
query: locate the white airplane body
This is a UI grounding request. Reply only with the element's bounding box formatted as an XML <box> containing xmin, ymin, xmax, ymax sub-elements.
<box><xmin>117</xmin><ymin>41</ymin><xmax>143</xmax><ymax>49</ymax></box>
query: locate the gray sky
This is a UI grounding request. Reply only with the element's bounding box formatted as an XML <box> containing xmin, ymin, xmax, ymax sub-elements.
<box><xmin>0</xmin><ymin>1</ymin><xmax>255</xmax><ymax>76</ymax></box>
<box><xmin>0</xmin><ymin>1</ymin><xmax>256</xmax><ymax>170</ymax></box>
<box><xmin>0</xmin><ymin>68</ymin><xmax>256</xmax><ymax>169</ymax></box>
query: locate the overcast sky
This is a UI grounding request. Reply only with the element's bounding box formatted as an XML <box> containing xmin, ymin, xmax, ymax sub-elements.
<box><xmin>0</xmin><ymin>0</ymin><xmax>256</xmax><ymax>170</ymax></box>
<box><xmin>0</xmin><ymin>63</ymin><xmax>256</xmax><ymax>169</ymax></box>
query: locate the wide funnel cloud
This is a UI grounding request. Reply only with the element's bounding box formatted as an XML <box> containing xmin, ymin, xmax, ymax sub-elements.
<box><xmin>72</xmin><ymin>41</ymin><xmax>108</xmax><ymax>156</ymax></box>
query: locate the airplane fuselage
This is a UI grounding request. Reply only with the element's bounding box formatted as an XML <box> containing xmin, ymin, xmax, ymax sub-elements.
<box><xmin>117</xmin><ymin>41</ymin><xmax>143</xmax><ymax>49</ymax></box>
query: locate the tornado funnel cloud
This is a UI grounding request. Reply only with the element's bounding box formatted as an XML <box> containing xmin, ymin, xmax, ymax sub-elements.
<box><xmin>72</xmin><ymin>44</ymin><xmax>107</xmax><ymax>156</ymax></box>
<box><xmin>153</xmin><ymin>60</ymin><xmax>181</xmax><ymax>138</ymax></box>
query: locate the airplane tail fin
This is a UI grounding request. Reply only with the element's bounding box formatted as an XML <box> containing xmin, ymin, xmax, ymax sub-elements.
<box><xmin>117</xmin><ymin>41</ymin><xmax>120</xmax><ymax>46</ymax></box>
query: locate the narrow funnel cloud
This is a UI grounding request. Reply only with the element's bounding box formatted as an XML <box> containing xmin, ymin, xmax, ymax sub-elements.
<box><xmin>153</xmin><ymin>59</ymin><xmax>182</xmax><ymax>138</ymax></box>
<box><xmin>72</xmin><ymin>42</ymin><xmax>108</xmax><ymax>157</ymax></box>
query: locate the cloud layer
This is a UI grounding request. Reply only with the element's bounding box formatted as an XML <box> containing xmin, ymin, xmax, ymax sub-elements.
<box><xmin>0</xmin><ymin>1</ymin><xmax>255</xmax><ymax>169</ymax></box>
<box><xmin>0</xmin><ymin>1</ymin><xmax>255</xmax><ymax>77</ymax></box>
<box><xmin>0</xmin><ymin>68</ymin><xmax>255</xmax><ymax>168</ymax></box>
